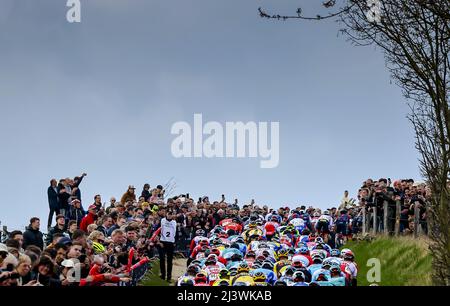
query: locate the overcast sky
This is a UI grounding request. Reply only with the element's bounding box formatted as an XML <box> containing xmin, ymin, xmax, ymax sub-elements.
<box><xmin>0</xmin><ymin>0</ymin><xmax>421</xmax><ymax>230</ymax></box>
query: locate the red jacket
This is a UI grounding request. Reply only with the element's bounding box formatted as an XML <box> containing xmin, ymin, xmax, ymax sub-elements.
<box><xmin>80</xmin><ymin>212</ymin><xmax>96</xmax><ymax>233</ymax></box>
<box><xmin>79</xmin><ymin>274</ymin><xmax>120</xmax><ymax>286</ymax></box>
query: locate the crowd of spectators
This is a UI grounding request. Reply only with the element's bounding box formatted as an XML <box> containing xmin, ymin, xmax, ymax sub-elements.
<box><xmin>0</xmin><ymin>174</ymin><xmax>429</xmax><ymax>286</ymax></box>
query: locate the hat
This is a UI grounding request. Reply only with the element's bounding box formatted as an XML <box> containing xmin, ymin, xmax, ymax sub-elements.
<box><xmin>88</xmin><ymin>204</ymin><xmax>97</xmax><ymax>211</ymax></box>
<box><xmin>128</xmin><ymin>185</ymin><xmax>136</xmax><ymax>189</ymax></box>
<box><xmin>61</xmin><ymin>259</ymin><xmax>75</xmax><ymax>268</ymax></box>
<box><xmin>141</xmin><ymin>202</ymin><xmax>150</xmax><ymax>208</ymax></box>
<box><xmin>0</xmin><ymin>243</ymin><xmax>8</xmax><ymax>253</ymax></box>
<box><xmin>59</xmin><ymin>237</ymin><xmax>72</xmax><ymax>245</ymax></box>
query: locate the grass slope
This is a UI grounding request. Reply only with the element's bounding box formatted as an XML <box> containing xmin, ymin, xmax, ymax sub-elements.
<box><xmin>140</xmin><ymin>260</ymin><xmax>171</xmax><ymax>286</ymax></box>
<box><xmin>345</xmin><ymin>236</ymin><xmax>432</xmax><ymax>286</ymax></box>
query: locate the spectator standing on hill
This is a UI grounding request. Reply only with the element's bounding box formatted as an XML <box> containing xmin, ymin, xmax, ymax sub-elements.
<box><xmin>47</xmin><ymin>179</ymin><xmax>60</xmax><ymax>230</ymax></box>
<box><xmin>121</xmin><ymin>185</ymin><xmax>136</xmax><ymax>204</ymax></box>
<box><xmin>23</xmin><ymin>218</ymin><xmax>44</xmax><ymax>251</ymax></box>
<box><xmin>141</xmin><ymin>184</ymin><xmax>151</xmax><ymax>202</ymax></box>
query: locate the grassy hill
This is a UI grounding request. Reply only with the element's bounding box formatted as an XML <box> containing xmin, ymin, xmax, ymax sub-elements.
<box><xmin>344</xmin><ymin>236</ymin><xmax>432</xmax><ymax>286</ymax></box>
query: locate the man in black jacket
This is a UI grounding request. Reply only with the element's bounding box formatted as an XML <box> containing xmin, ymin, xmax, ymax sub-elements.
<box><xmin>46</xmin><ymin>215</ymin><xmax>68</xmax><ymax>246</ymax></box>
<box><xmin>23</xmin><ymin>217</ymin><xmax>44</xmax><ymax>251</ymax></box>
<box><xmin>47</xmin><ymin>179</ymin><xmax>60</xmax><ymax>230</ymax></box>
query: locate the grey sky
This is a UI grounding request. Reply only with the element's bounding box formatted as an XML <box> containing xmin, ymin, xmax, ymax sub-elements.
<box><xmin>0</xmin><ymin>0</ymin><xmax>421</xmax><ymax>230</ymax></box>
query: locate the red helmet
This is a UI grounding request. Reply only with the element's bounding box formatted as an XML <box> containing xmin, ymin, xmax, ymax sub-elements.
<box><xmin>210</xmin><ymin>248</ymin><xmax>220</xmax><ymax>257</ymax></box>
<box><xmin>199</xmin><ymin>239</ymin><xmax>209</xmax><ymax>246</ymax></box>
<box><xmin>194</xmin><ymin>272</ymin><xmax>208</xmax><ymax>284</ymax></box>
<box><xmin>264</xmin><ymin>223</ymin><xmax>276</xmax><ymax>236</ymax></box>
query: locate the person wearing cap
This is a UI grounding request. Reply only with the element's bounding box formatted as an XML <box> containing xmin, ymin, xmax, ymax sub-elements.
<box><xmin>80</xmin><ymin>205</ymin><xmax>98</xmax><ymax>233</ymax></box>
<box><xmin>46</xmin><ymin>215</ymin><xmax>68</xmax><ymax>246</ymax></box>
<box><xmin>120</xmin><ymin>185</ymin><xmax>136</xmax><ymax>204</ymax></box>
<box><xmin>66</xmin><ymin>199</ymin><xmax>85</xmax><ymax>227</ymax></box>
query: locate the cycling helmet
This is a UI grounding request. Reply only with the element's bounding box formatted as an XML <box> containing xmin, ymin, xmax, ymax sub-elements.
<box><xmin>187</xmin><ymin>264</ymin><xmax>201</xmax><ymax>276</ymax></box>
<box><xmin>194</xmin><ymin>272</ymin><xmax>208</xmax><ymax>284</ymax></box>
<box><xmin>258</xmin><ymin>242</ymin><xmax>268</xmax><ymax>249</ymax></box>
<box><xmin>301</xmin><ymin>228</ymin><xmax>310</xmax><ymax>236</ymax></box>
<box><xmin>229</xmin><ymin>267</ymin><xmax>238</xmax><ymax>276</ymax></box>
<box><xmin>245</xmin><ymin>251</ymin><xmax>256</xmax><ymax>258</ymax></box>
<box><xmin>313</xmin><ymin>269</ymin><xmax>330</xmax><ymax>282</ymax></box>
<box><xmin>195</xmin><ymin>229</ymin><xmax>206</xmax><ymax>237</ymax></box>
<box><xmin>315</xmin><ymin>237</ymin><xmax>324</xmax><ymax>244</ymax></box>
<box><xmin>199</xmin><ymin>238</ymin><xmax>209</xmax><ymax>246</ymax></box>
<box><xmin>216</xmin><ymin>279</ymin><xmax>230</xmax><ymax>286</ymax></box>
<box><xmin>343</xmin><ymin>250</ymin><xmax>355</xmax><ymax>260</ymax></box>
<box><xmin>179</xmin><ymin>277</ymin><xmax>195</xmax><ymax>286</ymax></box>
<box><xmin>274</xmin><ymin>280</ymin><xmax>288</xmax><ymax>286</ymax></box>
<box><xmin>248</xmin><ymin>222</ymin><xmax>258</xmax><ymax>229</ymax></box>
<box><xmin>210</xmin><ymin>248</ymin><xmax>221</xmax><ymax>257</ymax></box>
<box><xmin>330</xmin><ymin>262</ymin><xmax>341</xmax><ymax>274</ymax></box>
<box><xmin>230</xmin><ymin>242</ymin><xmax>240</xmax><ymax>250</ymax></box>
<box><xmin>218</xmin><ymin>232</ymin><xmax>229</xmax><ymax>239</ymax></box>
<box><xmin>230</xmin><ymin>253</ymin><xmax>243</xmax><ymax>262</ymax></box>
<box><xmin>330</xmin><ymin>249</ymin><xmax>341</xmax><ymax>257</ymax></box>
<box><xmin>262</xmin><ymin>261</ymin><xmax>274</xmax><ymax>270</ymax></box>
<box><xmin>298</xmin><ymin>246</ymin><xmax>309</xmax><ymax>255</ymax></box>
<box><xmin>211</xmin><ymin>237</ymin><xmax>222</xmax><ymax>246</ymax></box>
<box><xmin>252</xmin><ymin>262</ymin><xmax>262</xmax><ymax>269</ymax></box>
<box><xmin>282</xmin><ymin>266</ymin><xmax>296</xmax><ymax>277</ymax></box>
<box><xmin>324</xmin><ymin>211</ymin><xmax>330</xmax><ymax>215</ymax></box>
<box><xmin>205</xmin><ymin>254</ymin><xmax>217</xmax><ymax>265</ymax></box>
<box><xmin>293</xmin><ymin>271</ymin><xmax>305</xmax><ymax>282</ymax></box>
<box><xmin>235</xmin><ymin>236</ymin><xmax>245</xmax><ymax>244</ymax></box>
<box><xmin>92</xmin><ymin>242</ymin><xmax>105</xmax><ymax>254</ymax></box>
<box><xmin>253</xmin><ymin>271</ymin><xmax>267</xmax><ymax>282</ymax></box>
<box><xmin>237</xmin><ymin>262</ymin><xmax>250</xmax><ymax>273</ymax></box>
<box><xmin>219</xmin><ymin>268</ymin><xmax>230</xmax><ymax>279</ymax></box>
<box><xmin>322</xmin><ymin>258</ymin><xmax>334</xmax><ymax>270</ymax></box>
<box><xmin>277</xmin><ymin>248</ymin><xmax>289</xmax><ymax>259</ymax></box>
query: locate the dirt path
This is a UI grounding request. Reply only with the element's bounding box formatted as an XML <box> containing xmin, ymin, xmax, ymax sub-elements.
<box><xmin>171</xmin><ymin>257</ymin><xmax>187</xmax><ymax>282</ymax></box>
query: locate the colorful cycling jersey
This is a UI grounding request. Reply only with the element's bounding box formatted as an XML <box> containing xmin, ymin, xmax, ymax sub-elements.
<box><xmin>292</xmin><ymin>282</ymin><xmax>309</xmax><ymax>286</ymax></box>
<box><xmin>274</xmin><ymin>260</ymin><xmax>291</xmax><ymax>277</ymax></box>
<box><xmin>222</xmin><ymin>247</ymin><xmax>243</xmax><ymax>260</ymax></box>
<box><xmin>289</xmin><ymin>218</ymin><xmax>306</xmax><ymax>231</ymax></box>
<box><xmin>318</xmin><ymin>214</ymin><xmax>333</xmax><ymax>227</ymax></box>
<box><xmin>312</xmin><ymin>268</ymin><xmax>331</xmax><ymax>282</ymax></box>
<box><xmin>177</xmin><ymin>275</ymin><xmax>195</xmax><ymax>286</ymax></box>
<box><xmin>295</xmin><ymin>235</ymin><xmax>309</xmax><ymax>246</ymax></box>
<box><xmin>203</xmin><ymin>264</ymin><xmax>222</xmax><ymax>284</ymax></box>
<box><xmin>189</xmin><ymin>236</ymin><xmax>207</xmax><ymax>253</ymax></box>
<box><xmin>308</xmin><ymin>263</ymin><xmax>323</xmax><ymax>276</ymax></box>
<box><xmin>329</xmin><ymin>276</ymin><xmax>346</xmax><ymax>286</ymax></box>
<box><xmin>341</xmin><ymin>261</ymin><xmax>358</xmax><ymax>278</ymax></box>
